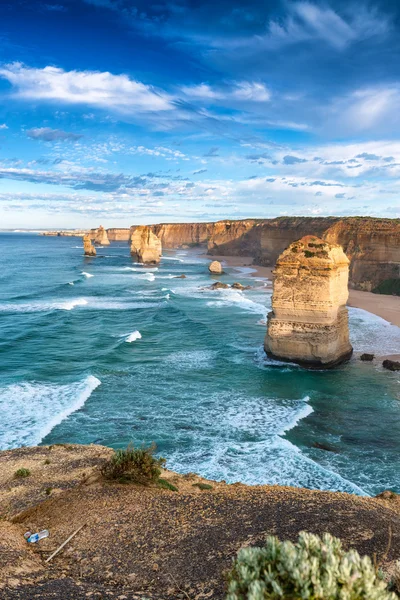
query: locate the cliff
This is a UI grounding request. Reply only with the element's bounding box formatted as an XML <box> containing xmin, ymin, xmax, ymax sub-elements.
<box><xmin>1</xmin><ymin>444</ymin><xmax>399</xmax><ymax>599</ymax></box>
<box><xmin>147</xmin><ymin>222</ymin><xmax>211</xmax><ymax>248</ymax></box>
<box><xmin>265</xmin><ymin>236</ymin><xmax>353</xmax><ymax>368</ymax></box>
<box><xmin>207</xmin><ymin>217</ymin><xmax>400</xmax><ymax>292</ymax></box>
<box><xmin>130</xmin><ymin>225</ymin><xmax>162</xmax><ymax>263</ymax></box>
<box><xmin>106</xmin><ymin>228</ymin><xmax>130</xmax><ymax>241</ymax></box>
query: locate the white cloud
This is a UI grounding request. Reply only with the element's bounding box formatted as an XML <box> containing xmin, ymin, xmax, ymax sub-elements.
<box><xmin>0</xmin><ymin>123</ymin><xmax>8</xmax><ymax>129</ymax></box>
<box><xmin>0</xmin><ymin>63</ymin><xmax>173</xmax><ymax>113</ymax></box>
<box><xmin>181</xmin><ymin>81</ymin><xmax>271</xmax><ymax>103</ymax></box>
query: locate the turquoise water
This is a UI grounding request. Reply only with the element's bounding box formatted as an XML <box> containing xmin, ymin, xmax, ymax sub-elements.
<box><xmin>0</xmin><ymin>233</ymin><xmax>399</xmax><ymax>496</ymax></box>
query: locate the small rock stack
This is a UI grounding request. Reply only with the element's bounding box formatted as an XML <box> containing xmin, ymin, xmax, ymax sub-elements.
<box><xmin>265</xmin><ymin>236</ymin><xmax>353</xmax><ymax>368</ymax></box>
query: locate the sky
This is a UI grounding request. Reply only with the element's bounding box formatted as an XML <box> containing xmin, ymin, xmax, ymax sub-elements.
<box><xmin>1</xmin><ymin>0</ymin><xmax>400</xmax><ymax>228</ymax></box>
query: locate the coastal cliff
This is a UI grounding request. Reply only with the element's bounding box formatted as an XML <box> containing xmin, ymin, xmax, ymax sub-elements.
<box><xmin>148</xmin><ymin>222</ymin><xmax>211</xmax><ymax>248</ymax></box>
<box><xmin>0</xmin><ymin>444</ymin><xmax>399</xmax><ymax>599</ymax></box>
<box><xmin>107</xmin><ymin>228</ymin><xmax>130</xmax><ymax>241</ymax></box>
<box><xmin>265</xmin><ymin>236</ymin><xmax>353</xmax><ymax>367</ymax></box>
<box><xmin>206</xmin><ymin>217</ymin><xmax>400</xmax><ymax>292</ymax></box>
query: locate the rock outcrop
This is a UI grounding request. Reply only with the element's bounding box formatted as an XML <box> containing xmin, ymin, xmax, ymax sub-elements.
<box><xmin>265</xmin><ymin>236</ymin><xmax>353</xmax><ymax>368</ymax></box>
<box><xmin>130</xmin><ymin>226</ymin><xmax>162</xmax><ymax>263</ymax></box>
<box><xmin>83</xmin><ymin>234</ymin><xmax>96</xmax><ymax>256</ymax></box>
<box><xmin>94</xmin><ymin>225</ymin><xmax>110</xmax><ymax>246</ymax></box>
<box><xmin>107</xmin><ymin>228</ymin><xmax>131</xmax><ymax>241</ymax></box>
<box><xmin>209</xmin><ymin>260</ymin><xmax>223</xmax><ymax>274</ymax></box>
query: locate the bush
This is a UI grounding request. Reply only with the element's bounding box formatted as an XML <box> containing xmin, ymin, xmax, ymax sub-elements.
<box><xmin>373</xmin><ymin>279</ymin><xmax>400</xmax><ymax>296</ymax></box>
<box><xmin>158</xmin><ymin>478</ymin><xmax>178</xmax><ymax>492</ymax></box>
<box><xmin>14</xmin><ymin>468</ymin><xmax>31</xmax><ymax>478</ymax></box>
<box><xmin>192</xmin><ymin>482</ymin><xmax>213</xmax><ymax>490</ymax></box>
<box><xmin>101</xmin><ymin>443</ymin><xmax>165</xmax><ymax>485</ymax></box>
<box><xmin>226</xmin><ymin>532</ymin><xmax>397</xmax><ymax>600</ymax></box>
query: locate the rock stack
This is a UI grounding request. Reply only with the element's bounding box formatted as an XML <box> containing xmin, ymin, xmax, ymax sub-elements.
<box><xmin>130</xmin><ymin>226</ymin><xmax>162</xmax><ymax>264</ymax></box>
<box><xmin>94</xmin><ymin>225</ymin><xmax>110</xmax><ymax>246</ymax></box>
<box><xmin>265</xmin><ymin>236</ymin><xmax>353</xmax><ymax>368</ymax></box>
<box><xmin>208</xmin><ymin>260</ymin><xmax>223</xmax><ymax>274</ymax></box>
<box><xmin>83</xmin><ymin>234</ymin><xmax>96</xmax><ymax>256</ymax></box>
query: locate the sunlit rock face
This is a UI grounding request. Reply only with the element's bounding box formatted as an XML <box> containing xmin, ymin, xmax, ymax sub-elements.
<box><xmin>94</xmin><ymin>226</ymin><xmax>110</xmax><ymax>246</ymax></box>
<box><xmin>83</xmin><ymin>234</ymin><xmax>96</xmax><ymax>256</ymax></box>
<box><xmin>208</xmin><ymin>260</ymin><xmax>223</xmax><ymax>274</ymax></box>
<box><xmin>265</xmin><ymin>236</ymin><xmax>353</xmax><ymax>368</ymax></box>
<box><xmin>130</xmin><ymin>226</ymin><xmax>162</xmax><ymax>264</ymax></box>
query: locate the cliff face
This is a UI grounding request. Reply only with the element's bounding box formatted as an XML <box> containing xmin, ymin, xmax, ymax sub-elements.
<box><xmin>207</xmin><ymin>217</ymin><xmax>400</xmax><ymax>292</ymax></box>
<box><xmin>323</xmin><ymin>218</ymin><xmax>400</xmax><ymax>291</ymax></box>
<box><xmin>107</xmin><ymin>228</ymin><xmax>130</xmax><ymax>241</ymax></box>
<box><xmin>147</xmin><ymin>222</ymin><xmax>211</xmax><ymax>248</ymax></box>
<box><xmin>265</xmin><ymin>236</ymin><xmax>353</xmax><ymax>367</ymax></box>
<box><xmin>130</xmin><ymin>226</ymin><xmax>162</xmax><ymax>263</ymax></box>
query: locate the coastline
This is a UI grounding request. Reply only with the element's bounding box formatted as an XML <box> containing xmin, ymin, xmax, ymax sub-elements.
<box><xmin>212</xmin><ymin>254</ymin><xmax>400</xmax><ymax>329</ymax></box>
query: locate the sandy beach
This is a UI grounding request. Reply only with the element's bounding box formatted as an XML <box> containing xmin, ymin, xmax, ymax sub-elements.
<box><xmin>211</xmin><ymin>254</ymin><xmax>400</xmax><ymax>330</ymax></box>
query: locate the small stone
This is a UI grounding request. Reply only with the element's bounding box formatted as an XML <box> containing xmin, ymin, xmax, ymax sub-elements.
<box><xmin>360</xmin><ymin>353</ymin><xmax>374</xmax><ymax>361</ymax></box>
<box><xmin>382</xmin><ymin>359</ymin><xmax>400</xmax><ymax>371</ymax></box>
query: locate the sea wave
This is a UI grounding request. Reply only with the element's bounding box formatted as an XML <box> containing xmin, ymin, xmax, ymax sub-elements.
<box><xmin>125</xmin><ymin>330</ymin><xmax>142</xmax><ymax>343</ymax></box>
<box><xmin>0</xmin><ymin>375</ymin><xmax>101</xmax><ymax>450</ymax></box>
<box><xmin>81</xmin><ymin>272</ymin><xmax>94</xmax><ymax>278</ymax></box>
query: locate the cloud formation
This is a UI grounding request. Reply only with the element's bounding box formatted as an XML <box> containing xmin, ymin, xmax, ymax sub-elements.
<box><xmin>27</xmin><ymin>127</ymin><xmax>83</xmax><ymax>142</ymax></box>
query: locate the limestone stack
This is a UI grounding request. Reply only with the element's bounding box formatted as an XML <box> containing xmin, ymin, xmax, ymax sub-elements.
<box><xmin>94</xmin><ymin>225</ymin><xmax>110</xmax><ymax>246</ymax></box>
<box><xmin>208</xmin><ymin>260</ymin><xmax>223</xmax><ymax>274</ymax></box>
<box><xmin>265</xmin><ymin>236</ymin><xmax>353</xmax><ymax>368</ymax></box>
<box><xmin>83</xmin><ymin>234</ymin><xmax>96</xmax><ymax>256</ymax></box>
<box><xmin>130</xmin><ymin>226</ymin><xmax>162</xmax><ymax>264</ymax></box>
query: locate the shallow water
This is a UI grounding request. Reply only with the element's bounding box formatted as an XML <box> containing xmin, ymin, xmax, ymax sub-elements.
<box><xmin>0</xmin><ymin>233</ymin><xmax>399</xmax><ymax>495</ymax></box>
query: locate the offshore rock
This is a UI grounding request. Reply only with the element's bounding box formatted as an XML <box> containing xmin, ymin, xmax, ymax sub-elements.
<box><xmin>83</xmin><ymin>234</ymin><xmax>96</xmax><ymax>256</ymax></box>
<box><xmin>382</xmin><ymin>359</ymin><xmax>400</xmax><ymax>371</ymax></box>
<box><xmin>265</xmin><ymin>236</ymin><xmax>353</xmax><ymax>368</ymax></box>
<box><xmin>130</xmin><ymin>226</ymin><xmax>162</xmax><ymax>264</ymax></box>
<box><xmin>94</xmin><ymin>225</ymin><xmax>110</xmax><ymax>246</ymax></box>
<box><xmin>209</xmin><ymin>260</ymin><xmax>223</xmax><ymax>274</ymax></box>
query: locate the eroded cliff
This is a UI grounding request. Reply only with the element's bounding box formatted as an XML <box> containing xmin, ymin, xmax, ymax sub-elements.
<box><xmin>148</xmin><ymin>222</ymin><xmax>211</xmax><ymax>248</ymax></box>
<box><xmin>265</xmin><ymin>236</ymin><xmax>353</xmax><ymax>367</ymax></box>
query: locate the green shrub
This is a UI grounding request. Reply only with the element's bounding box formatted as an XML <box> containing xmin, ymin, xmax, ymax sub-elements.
<box><xmin>304</xmin><ymin>250</ymin><xmax>315</xmax><ymax>258</ymax></box>
<box><xmin>373</xmin><ymin>279</ymin><xmax>400</xmax><ymax>296</ymax></box>
<box><xmin>192</xmin><ymin>482</ymin><xmax>213</xmax><ymax>490</ymax></box>
<box><xmin>227</xmin><ymin>532</ymin><xmax>396</xmax><ymax>600</ymax></box>
<box><xmin>158</xmin><ymin>478</ymin><xmax>178</xmax><ymax>492</ymax></box>
<box><xmin>14</xmin><ymin>468</ymin><xmax>31</xmax><ymax>478</ymax></box>
<box><xmin>100</xmin><ymin>443</ymin><xmax>165</xmax><ymax>485</ymax></box>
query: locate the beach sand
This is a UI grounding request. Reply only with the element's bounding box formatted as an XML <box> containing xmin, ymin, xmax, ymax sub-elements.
<box><xmin>210</xmin><ymin>254</ymin><xmax>400</xmax><ymax>329</ymax></box>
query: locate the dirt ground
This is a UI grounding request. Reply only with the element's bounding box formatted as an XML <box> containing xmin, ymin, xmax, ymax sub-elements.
<box><xmin>1</xmin><ymin>444</ymin><xmax>399</xmax><ymax>599</ymax></box>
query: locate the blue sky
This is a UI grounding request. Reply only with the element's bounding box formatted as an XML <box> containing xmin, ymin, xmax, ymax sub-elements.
<box><xmin>0</xmin><ymin>0</ymin><xmax>400</xmax><ymax>227</ymax></box>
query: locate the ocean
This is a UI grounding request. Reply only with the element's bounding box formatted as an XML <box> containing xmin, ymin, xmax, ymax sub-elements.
<box><xmin>0</xmin><ymin>232</ymin><xmax>399</xmax><ymax>496</ymax></box>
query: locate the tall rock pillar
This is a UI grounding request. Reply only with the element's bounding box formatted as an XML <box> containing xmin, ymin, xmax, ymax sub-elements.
<box><xmin>130</xmin><ymin>226</ymin><xmax>162</xmax><ymax>264</ymax></box>
<box><xmin>83</xmin><ymin>234</ymin><xmax>96</xmax><ymax>256</ymax></box>
<box><xmin>94</xmin><ymin>225</ymin><xmax>110</xmax><ymax>246</ymax></box>
<box><xmin>265</xmin><ymin>236</ymin><xmax>353</xmax><ymax>368</ymax></box>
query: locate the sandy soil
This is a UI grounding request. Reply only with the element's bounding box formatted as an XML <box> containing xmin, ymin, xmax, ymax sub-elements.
<box><xmin>1</xmin><ymin>445</ymin><xmax>399</xmax><ymax>599</ymax></box>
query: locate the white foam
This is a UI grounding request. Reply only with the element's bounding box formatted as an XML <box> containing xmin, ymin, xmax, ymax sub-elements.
<box><xmin>125</xmin><ymin>330</ymin><xmax>142</xmax><ymax>343</ymax></box>
<box><xmin>139</xmin><ymin>272</ymin><xmax>156</xmax><ymax>281</ymax></box>
<box><xmin>68</xmin><ymin>282</ymin><xmax>74</xmax><ymax>286</ymax></box>
<box><xmin>349</xmin><ymin>307</ymin><xmax>400</xmax><ymax>355</ymax></box>
<box><xmin>0</xmin><ymin>375</ymin><xmax>101</xmax><ymax>450</ymax></box>
<box><xmin>81</xmin><ymin>272</ymin><xmax>94</xmax><ymax>278</ymax></box>
<box><xmin>165</xmin><ymin>392</ymin><xmax>366</xmax><ymax>495</ymax></box>
<box><xmin>121</xmin><ymin>267</ymin><xmax>158</xmax><ymax>272</ymax></box>
<box><xmin>165</xmin><ymin>350</ymin><xmax>217</xmax><ymax>370</ymax></box>
<box><xmin>206</xmin><ymin>289</ymin><xmax>267</xmax><ymax>316</ymax></box>
<box><xmin>59</xmin><ymin>298</ymin><xmax>88</xmax><ymax>311</ymax></box>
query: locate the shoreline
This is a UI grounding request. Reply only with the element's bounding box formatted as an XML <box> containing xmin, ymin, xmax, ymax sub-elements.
<box><xmin>211</xmin><ymin>254</ymin><xmax>400</xmax><ymax>329</ymax></box>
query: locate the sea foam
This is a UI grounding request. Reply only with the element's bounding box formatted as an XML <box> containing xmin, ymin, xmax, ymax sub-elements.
<box><xmin>0</xmin><ymin>375</ymin><xmax>101</xmax><ymax>450</ymax></box>
<box><xmin>81</xmin><ymin>272</ymin><xmax>94</xmax><ymax>278</ymax></box>
<box><xmin>125</xmin><ymin>330</ymin><xmax>142</xmax><ymax>343</ymax></box>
